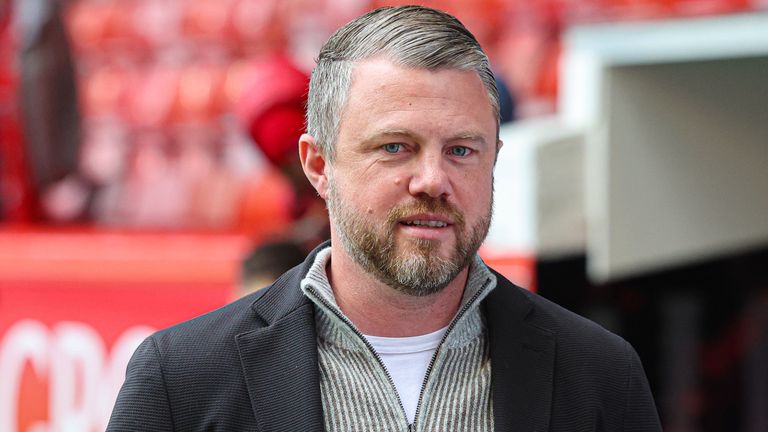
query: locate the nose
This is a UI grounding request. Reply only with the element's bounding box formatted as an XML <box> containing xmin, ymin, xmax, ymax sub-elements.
<box><xmin>408</xmin><ymin>154</ymin><xmax>452</xmax><ymax>199</ymax></box>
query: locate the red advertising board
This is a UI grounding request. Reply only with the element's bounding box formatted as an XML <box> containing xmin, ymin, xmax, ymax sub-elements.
<box><xmin>0</xmin><ymin>229</ymin><xmax>250</xmax><ymax>432</ymax></box>
<box><xmin>0</xmin><ymin>228</ymin><xmax>535</xmax><ymax>431</ymax></box>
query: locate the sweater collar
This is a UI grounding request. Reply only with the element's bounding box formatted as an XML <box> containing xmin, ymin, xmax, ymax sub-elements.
<box><xmin>300</xmin><ymin>246</ymin><xmax>497</xmax><ymax>349</ymax></box>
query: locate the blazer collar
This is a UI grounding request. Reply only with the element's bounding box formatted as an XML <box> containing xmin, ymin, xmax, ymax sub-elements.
<box><xmin>236</xmin><ymin>243</ymin><xmax>556</xmax><ymax>432</ymax></box>
<box><xmin>235</xmin><ymin>242</ymin><xmax>329</xmax><ymax>432</ymax></box>
<box><xmin>485</xmin><ymin>272</ymin><xmax>556</xmax><ymax>432</ymax></box>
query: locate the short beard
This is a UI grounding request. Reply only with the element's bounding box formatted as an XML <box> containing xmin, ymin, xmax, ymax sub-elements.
<box><xmin>327</xmin><ymin>180</ymin><xmax>492</xmax><ymax>297</ymax></box>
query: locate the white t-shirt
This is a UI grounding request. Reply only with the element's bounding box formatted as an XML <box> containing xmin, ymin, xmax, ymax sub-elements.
<box><xmin>363</xmin><ymin>326</ymin><xmax>448</xmax><ymax>424</ymax></box>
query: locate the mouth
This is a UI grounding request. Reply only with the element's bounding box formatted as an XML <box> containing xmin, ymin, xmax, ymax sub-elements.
<box><xmin>400</xmin><ymin>220</ymin><xmax>449</xmax><ymax>228</ymax></box>
<box><xmin>398</xmin><ymin>213</ymin><xmax>453</xmax><ymax>228</ymax></box>
<box><xmin>396</xmin><ymin>214</ymin><xmax>454</xmax><ymax>242</ymax></box>
<box><xmin>397</xmin><ymin>212</ymin><xmax>456</xmax><ymax>242</ymax></box>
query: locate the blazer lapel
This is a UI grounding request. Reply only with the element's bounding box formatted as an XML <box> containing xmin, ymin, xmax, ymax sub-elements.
<box><xmin>485</xmin><ymin>279</ymin><xmax>555</xmax><ymax>432</ymax></box>
<box><xmin>236</xmin><ymin>251</ymin><xmax>326</xmax><ymax>432</ymax></box>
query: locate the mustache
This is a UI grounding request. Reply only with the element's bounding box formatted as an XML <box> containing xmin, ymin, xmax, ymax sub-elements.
<box><xmin>385</xmin><ymin>197</ymin><xmax>465</xmax><ymax>228</ymax></box>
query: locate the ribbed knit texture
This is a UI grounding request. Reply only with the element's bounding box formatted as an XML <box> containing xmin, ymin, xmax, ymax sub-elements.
<box><xmin>108</xmin><ymin>240</ymin><xmax>660</xmax><ymax>431</ymax></box>
<box><xmin>301</xmin><ymin>247</ymin><xmax>497</xmax><ymax>432</ymax></box>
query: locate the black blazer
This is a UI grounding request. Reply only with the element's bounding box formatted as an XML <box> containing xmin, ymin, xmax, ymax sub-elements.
<box><xmin>108</xmin><ymin>244</ymin><xmax>661</xmax><ymax>431</ymax></box>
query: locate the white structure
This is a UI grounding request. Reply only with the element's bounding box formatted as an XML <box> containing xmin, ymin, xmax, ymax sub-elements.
<box><xmin>489</xmin><ymin>12</ymin><xmax>768</xmax><ymax>282</ymax></box>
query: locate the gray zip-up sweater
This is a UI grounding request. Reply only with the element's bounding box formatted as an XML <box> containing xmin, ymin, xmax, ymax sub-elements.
<box><xmin>301</xmin><ymin>247</ymin><xmax>498</xmax><ymax>432</ymax></box>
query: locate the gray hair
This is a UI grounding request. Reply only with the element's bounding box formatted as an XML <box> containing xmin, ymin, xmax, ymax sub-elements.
<box><xmin>306</xmin><ymin>5</ymin><xmax>499</xmax><ymax>160</ymax></box>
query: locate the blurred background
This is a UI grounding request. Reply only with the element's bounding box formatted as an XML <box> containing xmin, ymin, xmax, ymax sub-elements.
<box><xmin>0</xmin><ymin>0</ymin><xmax>766</xmax><ymax>431</ymax></box>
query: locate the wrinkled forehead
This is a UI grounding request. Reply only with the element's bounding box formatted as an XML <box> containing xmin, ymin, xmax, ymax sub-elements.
<box><xmin>345</xmin><ymin>57</ymin><xmax>495</xmax><ymax>122</ymax></box>
<box><xmin>335</xmin><ymin>59</ymin><xmax>497</xmax><ymax>151</ymax></box>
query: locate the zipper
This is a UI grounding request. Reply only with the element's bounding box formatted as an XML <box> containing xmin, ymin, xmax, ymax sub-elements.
<box><xmin>306</xmin><ymin>286</ymin><xmax>411</xmax><ymax>430</ymax></box>
<box><xmin>410</xmin><ymin>278</ymin><xmax>490</xmax><ymax>431</ymax></box>
<box><xmin>307</xmin><ymin>276</ymin><xmax>491</xmax><ymax>432</ymax></box>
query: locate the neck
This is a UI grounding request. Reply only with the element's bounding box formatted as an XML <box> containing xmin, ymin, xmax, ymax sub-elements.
<box><xmin>328</xmin><ymin>245</ymin><xmax>468</xmax><ymax>337</ymax></box>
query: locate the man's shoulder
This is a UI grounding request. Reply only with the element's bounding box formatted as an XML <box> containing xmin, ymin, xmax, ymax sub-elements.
<box><xmin>154</xmin><ymin>260</ymin><xmax>311</xmax><ymax>342</ymax></box>
<box><xmin>150</xmin><ymin>288</ymin><xmax>268</xmax><ymax>354</ymax></box>
<box><xmin>109</xmin><ymin>282</ymin><xmax>292</xmax><ymax>430</ymax></box>
<box><xmin>527</xmin><ymin>287</ymin><xmax>620</xmax><ymax>341</ymax></box>
<box><xmin>488</xmin><ymin>273</ymin><xmax>630</xmax><ymax>356</ymax></box>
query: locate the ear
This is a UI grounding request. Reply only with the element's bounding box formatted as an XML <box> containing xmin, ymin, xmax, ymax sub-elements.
<box><xmin>299</xmin><ymin>134</ymin><xmax>329</xmax><ymax>199</ymax></box>
<box><xmin>493</xmin><ymin>139</ymin><xmax>504</xmax><ymax>165</ymax></box>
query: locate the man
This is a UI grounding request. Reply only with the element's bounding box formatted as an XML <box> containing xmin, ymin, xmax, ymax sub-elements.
<box><xmin>108</xmin><ymin>6</ymin><xmax>661</xmax><ymax>431</ymax></box>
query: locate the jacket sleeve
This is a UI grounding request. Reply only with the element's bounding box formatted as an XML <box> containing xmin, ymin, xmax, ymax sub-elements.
<box><xmin>623</xmin><ymin>341</ymin><xmax>662</xmax><ymax>432</ymax></box>
<box><xmin>107</xmin><ymin>336</ymin><xmax>175</xmax><ymax>432</ymax></box>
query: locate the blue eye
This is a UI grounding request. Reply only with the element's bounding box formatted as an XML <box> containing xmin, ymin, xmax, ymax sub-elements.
<box><xmin>383</xmin><ymin>143</ymin><xmax>402</xmax><ymax>153</ymax></box>
<box><xmin>449</xmin><ymin>146</ymin><xmax>471</xmax><ymax>156</ymax></box>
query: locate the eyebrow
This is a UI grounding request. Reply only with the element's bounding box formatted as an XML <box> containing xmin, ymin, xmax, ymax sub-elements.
<box><xmin>360</xmin><ymin>128</ymin><xmax>489</xmax><ymax>147</ymax></box>
<box><xmin>446</xmin><ymin>132</ymin><xmax>488</xmax><ymax>146</ymax></box>
<box><xmin>359</xmin><ymin>129</ymin><xmax>421</xmax><ymax>146</ymax></box>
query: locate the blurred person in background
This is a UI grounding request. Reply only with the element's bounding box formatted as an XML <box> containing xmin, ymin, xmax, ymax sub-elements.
<box><xmin>236</xmin><ymin>54</ymin><xmax>330</xmax><ymax>252</ymax></box>
<box><xmin>7</xmin><ymin>0</ymin><xmax>94</xmax><ymax>223</ymax></box>
<box><xmin>235</xmin><ymin>239</ymin><xmax>306</xmax><ymax>299</ymax></box>
<box><xmin>108</xmin><ymin>6</ymin><xmax>661</xmax><ymax>431</ymax></box>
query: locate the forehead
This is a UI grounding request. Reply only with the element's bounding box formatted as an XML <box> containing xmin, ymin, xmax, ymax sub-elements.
<box><xmin>337</xmin><ymin>57</ymin><xmax>497</xmax><ymax>143</ymax></box>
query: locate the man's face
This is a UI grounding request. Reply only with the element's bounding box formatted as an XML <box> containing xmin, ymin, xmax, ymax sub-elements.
<box><xmin>326</xmin><ymin>57</ymin><xmax>498</xmax><ymax>296</ymax></box>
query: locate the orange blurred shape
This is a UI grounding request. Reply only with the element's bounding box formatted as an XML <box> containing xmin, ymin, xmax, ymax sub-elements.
<box><xmin>221</xmin><ymin>59</ymin><xmax>260</xmax><ymax>109</ymax></box>
<box><xmin>227</xmin><ymin>0</ymin><xmax>286</xmax><ymax>53</ymax></box>
<box><xmin>125</xmin><ymin>65</ymin><xmax>180</xmax><ymax>128</ymax></box>
<box><xmin>236</xmin><ymin>168</ymin><xmax>295</xmax><ymax>238</ymax></box>
<box><xmin>129</xmin><ymin>0</ymin><xmax>183</xmax><ymax>50</ymax></box>
<box><xmin>229</xmin><ymin>0</ymin><xmax>276</xmax><ymax>40</ymax></box>
<box><xmin>66</xmin><ymin>1</ymin><xmax>111</xmax><ymax>53</ymax></box>
<box><xmin>100</xmin><ymin>3</ymin><xmax>134</xmax><ymax>44</ymax></box>
<box><xmin>183</xmin><ymin>0</ymin><xmax>234</xmax><ymax>39</ymax></box>
<box><xmin>479</xmin><ymin>248</ymin><xmax>537</xmax><ymax>292</ymax></box>
<box><xmin>174</xmin><ymin>64</ymin><xmax>225</xmax><ymax>123</ymax></box>
<box><xmin>83</xmin><ymin>67</ymin><xmax>127</xmax><ymax>116</ymax></box>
